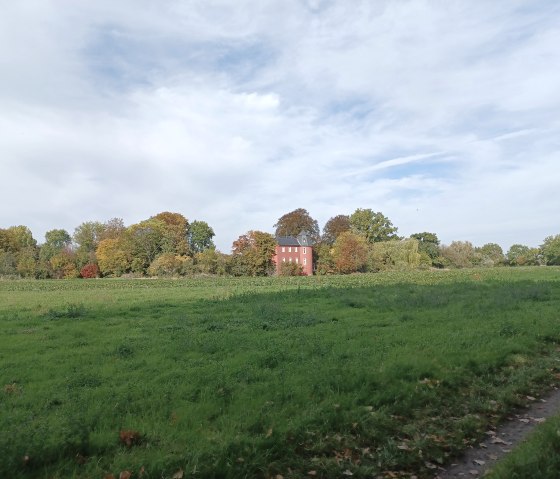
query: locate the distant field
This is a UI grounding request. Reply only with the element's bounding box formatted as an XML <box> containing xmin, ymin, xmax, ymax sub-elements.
<box><xmin>1</xmin><ymin>268</ymin><xmax>560</xmax><ymax>478</ymax></box>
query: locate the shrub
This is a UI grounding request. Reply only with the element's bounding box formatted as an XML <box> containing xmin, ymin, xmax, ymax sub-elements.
<box><xmin>80</xmin><ymin>263</ymin><xmax>99</xmax><ymax>278</ymax></box>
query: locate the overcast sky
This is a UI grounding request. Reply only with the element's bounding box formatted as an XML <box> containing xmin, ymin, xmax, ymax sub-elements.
<box><xmin>1</xmin><ymin>1</ymin><xmax>559</xmax><ymax>252</ymax></box>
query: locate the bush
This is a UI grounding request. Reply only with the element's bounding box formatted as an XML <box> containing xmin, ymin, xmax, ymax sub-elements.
<box><xmin>80</xmin><ymin>263</ymin><xmax>99</xmax><ymax>278</ymax></box>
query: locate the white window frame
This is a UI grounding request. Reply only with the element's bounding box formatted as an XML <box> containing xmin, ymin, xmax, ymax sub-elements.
<box><xmin>281</xmin><ymin>247</ymin><xmax>285</xmax><ymax>253</ymax></box>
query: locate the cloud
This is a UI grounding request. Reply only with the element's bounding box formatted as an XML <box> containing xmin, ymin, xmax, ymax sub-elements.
<box><xmin>0</xmin><ymin>1</ymin><xmax>559</xmax><ymax>252</ymax></box>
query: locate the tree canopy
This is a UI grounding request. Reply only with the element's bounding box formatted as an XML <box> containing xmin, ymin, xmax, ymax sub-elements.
<box><xmin>349</xmin><ymin>209</ymin><xmax>399</xmax><ymax>243</ymax></box>
<box><xmin>274</xmin><ymin>208</ymin><xmax>320</xmax><ymax>242</ymax></box>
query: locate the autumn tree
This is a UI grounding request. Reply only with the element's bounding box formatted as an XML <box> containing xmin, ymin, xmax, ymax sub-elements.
<box><xmin>506</xmin><ymin>244</ymin><xmax>540</xmax><ymax>266</ymax></box>
<box><xmin>541</xmin><ymin>234</ymin><xmax>560</xmax><ymax>265</ymax></box>
<box><xmin>331</xmin><ymin>231</ymin><xmax>368</xmax><ymax>274</ymax></box>
<box><xmin>40</xmin><ymin>229</ymin><xmax>72</xmax><ymax>261</ymax></box>
<box><xmin>0</xmin><ymin>226</ymin><xmax>37</xmax><ymax>253</ymax></box>
<box><xmin>195</xmin><ymin>248</ymin><xmax>227</xmax><ymax>275</ymax></box>
<box><xmin>230</xmin><ymin>230</ymin><xmax>276</xmax><ymax>276</ymax></box>
<box><xmin>100</xmin><ymin>218</ymin><xmax>126</xmax><ymax>240</ymax></box>
<box><xmin>274</xmin><ymin>208</ymin><xmax>320</xmax><ymax>243</ymax></box>
<box><xmin>151</xmin><ymin>212</ymin><xmax>190</xmax><ymax>255</ymax></box>
<box><xmin>96</xmin><ymin>238</ymin><xmax>131</xmax><ymax>276</ymax></box>
<box><xmin>322</xmin><ymin>215</ymin><xmax>350</xmax><ymax>245</ymax></box>
<box><xmin>188</xmin><ymin>220</ymin><xmax>215</xmax><ymax>253</ymax></box>
<box><xmin>350</xmin><ymin>209</ymin><xmax>399</xmax><ymax>243</ymax></box>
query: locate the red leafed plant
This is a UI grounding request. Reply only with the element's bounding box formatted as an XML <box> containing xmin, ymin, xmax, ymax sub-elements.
<box><xmin>80</xmin><ymin>263</ymin><xmax>99</xmax><ymax>279</ymax></box>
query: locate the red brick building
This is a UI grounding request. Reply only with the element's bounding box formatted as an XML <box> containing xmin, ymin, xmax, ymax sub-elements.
<box><xmin>273</xmin><ymin>233</ymin><xmax>313</xmax><ymax>276</ymax></box>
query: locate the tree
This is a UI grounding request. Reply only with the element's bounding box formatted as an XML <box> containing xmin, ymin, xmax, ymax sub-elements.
<box><xmin>147</xmin><ymin>253</ymin><xmax>190</xmax><ymax>277</ymax></box>
<box><xmin>314</xmin><ymin>242</ymin><xmax>335</xmax><ymax>275</ymax></box>
<box><xmin>410</xmin><ymin>232</ymin><xmax>440</xmax><ymax>260</ymax></box>
<box><xmin>96</xmin><ymin>238</ymin><xmax>131</xmax><ymax>276</ymax></box>
<box><xmin>188</xmin><ymin>220</ymin><xmax>215</xmax><ymax>254</ymax></box>
<box><xmin>331</xmin><ymin>231</ymin><xmax>368</xmax><ymax>274</ymax></box>
<box><xmin>49</xmin><ymin>250</ymin><xmax>79</xmax><ymax>279</ymax></box>
<box><xmin>230</xmin><ymin>231</ymin><xmax>276</xmax><ymax>276</ymax></box>
<box><xmin>506</xmin><ymin>244</ymin><xmax>540</xmax><ymax>266</ymax></box>
<box><xmin>477</xmin><ymin>243</ymin><xmax>504</xmax><ymax>267</ymax></box>
<box><xmin>124</xmin><ymin>219</ymin><xmax>168</xmax><ymax>272</ymax></box>
<box><xmin>40</xmin><ymin>229</ymin><xmax>72</xmax><ymax>263</ymax></box>
<box><xmin>322</xmin><ymin>215</ymin><xmax>350</xmax><ymax>245</ymax></box>
<box><xmin>541</xmin><ymin>235</ymin><xmax>560</xmax><ymax>265</ymax></box>
<box><xmin>274</xmin><ymin>208</ymin><xmax>320</xmax><ymax>243</ymax></box>
<box><xmin>369</xmin><ymin>239</ymin><xmax>421</xmax><ymax>272</ymax></box>
<box><xmin>100</xmin><ymin>218</ymin><xmax>126</xmax><ymax>241</ymax></box>
<box><xmin>440</xmin><ymin>241</ymin><xmax>480</xmax><ymax>268</ymax></box>
<box><xmin>349</xmin><ymin>208</ymin><xmax>399</xmax><ymax>243</ymax></box>
<box><xmin>73</xmin><ymin>221</ymin><xmax>105</xmax><ymax>253</ymax></box>
<box><xmin>195</xmin><ymin>248</ymin><xmax>227</xmax><ymax>275</ymax></box>
<box><xmin>151</xmin><ymin>212</ymin><xmax>190</xmax><ymax>255</ymax></box>
<box><xmin>0</xmin><ymin>226</ymin><xmax>37</xmax><ymax>253</ymax></box>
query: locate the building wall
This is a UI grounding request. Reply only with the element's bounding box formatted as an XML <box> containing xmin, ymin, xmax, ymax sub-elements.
<box><xmin>273</xmin><ymin>244</ymin><xmax>313</xmax><ymax>275</ymax></box>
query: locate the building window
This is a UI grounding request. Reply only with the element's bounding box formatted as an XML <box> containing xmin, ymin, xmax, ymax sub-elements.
<box><xmin>282</xmin><ymin>258</ymin><xmax>286</xmax><ymax>262</ymax></box>
<box><xmin>289</xmin><ymin>257</ymin><xmax>292</xmax><ymax>262</ymax></box>
<box><xmin>304</xmin><ymin>258</ymin><xmax>307</xmax><ymax>265</ymax></box>
<box><xmin>295</xmin><ymin>247</ymin><xmax>298</xmax><ymax>252</ymax></box>
<box><xmin>282</xmin><ymin>247</ymin><xmax>285</xmax><ymax>253</ymax></box>
<box><xmin>288</xmin><ymin>247</ymin><xmax>291</xmax><ymax>252</ymax></box>
<box><xmin>303</xmin><ymin>247</ymin><xmax>307</xmax><ymax>254</ymax></box>
<box><xmin>296</xmin><ymin>258</ymin><xmax>299</xmax><ymax>264</ymax></box>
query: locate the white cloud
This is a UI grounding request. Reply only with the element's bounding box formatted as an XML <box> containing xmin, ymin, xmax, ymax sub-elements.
<box><xmin>0</xmin><ymin>0</ymin><xmax>559</xmax><ymax>252</ymax></box>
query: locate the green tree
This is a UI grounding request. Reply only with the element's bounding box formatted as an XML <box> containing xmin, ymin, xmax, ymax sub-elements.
<box><xmin>73</xmin><ymin>221</ymin><xmax>106</xmax><ymax>268</ymax></box>
<box><xmin>322</xmin><ymin>215</ymin><xmax>350</xmax><ymax>245</ymax></box>
<box><xmin>541</xmin><ymin>235</ymin><xmax>560</xmax><ymax>265</ymax></box>
<box><xmin>477</xmin><ymin>243</ymin><xmax>505</xmax><ymax>267</ymax></box>
<box><xmin>274</xmin><ymin>208</ymin><xmax>320</xmax><ymax>243</ymax></box>
<box><xmin>188</xmin><ymin>220</ymin><xmax>215</xmax><ymax>254</ymax></box>
<box><xmin>124</xmin><ymin>219</ymin><xmax>168</xmax><ymax>272</ymax></box>
<box><xmin>369</xmin><ymin>239</ymin><xmax>421</xmax><ymax>272</ymax></box>
<box><xmin>410</xmin><ymin>232</ymin><xmax>440</xmax><ymax>259</ymax></box>
<box><xmin>195</xmin><ymin>248</ymin><xmax>227</xmax><ymax>275</ymax></box>
<box><xmin>230</xmin><ymin>231</ymin><xmax>276</xmax><ymax>276</ymax></box>
<box><xmin>331</xmin><ymin>231</ymin><xmax>369</xmax><ymax>274</ymax></box>
<box><xmin>440</xmin><ymin>241</ymin><xmax>480</xmax><ymax>268</ymax></box>
<box><xmin>349</xmin><ymin>208</ymin><xmax>399</xmax><ymax>243</ymax></box>
<box><xmin>40</xmin><ymin>229</ymin><xmax>71</xmax><ymax>260</ymax></box>
<box><xmin>506</xmin><ymin>244</ymin><xmax>540</xmax><ymax>266</ymax></box>
<box><xmin>151</xmin><ymin>212</ymin><xmax>190</xmax><ymax>255</ymax></box>
<box><xmin>314</xmin><ymin>242</ymin><xmax>335</xmax><ymax>275</ymax></box>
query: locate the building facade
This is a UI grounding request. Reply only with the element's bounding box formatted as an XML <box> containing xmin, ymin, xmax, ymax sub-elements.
<box><xmin>273</xmin><ymin>233</ymin><xmax>313</xmax><ymax>275</ymax></box>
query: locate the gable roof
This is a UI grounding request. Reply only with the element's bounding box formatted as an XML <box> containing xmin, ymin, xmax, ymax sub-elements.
<box><xmin>276</xmin><ymin>233</ymin><xmax>313</xmax><ymax>247</ymax></box>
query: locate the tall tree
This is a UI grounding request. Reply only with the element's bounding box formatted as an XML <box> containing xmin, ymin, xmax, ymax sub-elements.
<box><xmin>230</xmin><ymin>230</ymin><xmax>276</xmax><ymax>276</ymax></box>
<box><xmin>506</xmin><ymin>244</ymin><xmax>540</xmax><ymax>266</ymax></box>
<box><xmin>0</xmin><ymin>226</ymin><xmax>37</xmax><ymax>253</ymax></box>
<box><xmin>96</xmin><ymin>238</ymin><xmax>131</xmax><ymax>276</ymax></box>
<box><xmin>331</xmin><ymin>231</ymin><xmax>369</xmax><ymax>274</ymax></box>
<box><xmin>440</xmin><ymin>241</ymin><xmax>480</xmax><ymax>268</ymax></box>
<box><xmin>40</xmin><ymin>229</ymin><xmax>72</xmax><ymax>262</ymax></box>
<box><xmin>477</xmin><ymin>243</ymin><xmax>505</xmax><ymax>266</ymax></box>
<box><xmin>541</xmin><ymin>234</ymin><xmax>560</xmax><ymax>265</ymax></box>
<box><xmin>274</xmin><ymin>208</ymin><xmax>320</xmax><ymax>242</ymax></box>
<box><xmin>410</xmin><ymin>232</ymin><xmax>440</xmax><ymax>259</ymax></box>
<box><xmin>322</xmin><ymin>215</ymin><xmax>350</xmax><ymax>245</ymax></box>
<box><xmin>151</xmin><ymin>212</ymin><xmax>190</xmax><ymax>255</ymax></box>
<box><xmin>349</xmin><ymin>208</ymin><xmax>399</xmax><ymax>243</ymax></box>
<box><xmin>188</xmin><ymin>220</ymin><xmax>215</xmax><ymax>254</ymax></box>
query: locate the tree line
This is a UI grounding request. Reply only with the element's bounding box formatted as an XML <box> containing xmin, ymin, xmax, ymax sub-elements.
<box><xmin>1</xmin><ymin>208</ymin><xmax>559</xmax><ymax>278</ymax></box>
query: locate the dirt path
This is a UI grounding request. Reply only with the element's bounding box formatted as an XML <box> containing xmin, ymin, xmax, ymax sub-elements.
<box><xmin>435</xmin><ymin>385</ymin><xmax>560</xmax><ymax>478</ymax></box>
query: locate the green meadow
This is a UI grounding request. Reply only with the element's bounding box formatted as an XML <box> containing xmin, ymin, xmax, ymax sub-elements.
<box><xmin>1</xmin><ymin>268</ymin><xmax>560</xmax><ymax>478</ymax></box>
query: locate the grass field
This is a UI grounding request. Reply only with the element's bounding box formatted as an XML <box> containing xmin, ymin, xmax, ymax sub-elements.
<box><xmin>1</xmin><ymin>268</ymin><xmax>560</xmax><ymax>478</ymax></box>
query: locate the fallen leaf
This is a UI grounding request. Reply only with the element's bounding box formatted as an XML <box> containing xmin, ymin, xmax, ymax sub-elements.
<box><xmin>469</xmin><ymin>470</ymin><xmax>479</xmax><ymax>476</ymax></box>
<box><xmin>397</xmin><ymin>444</ymin><xmax>410</xmax><ymax>451</ymax></box>
<box><xmin>139</xmin><ymin>466</ymin><xmax>145</xmax><ymax>477</ymax></box>
<box><xmin>266</xmin><ymin>428</ymin><xmax>273</xmax><ymax>438</ymax></box>
<box><xmin>519</xmin><ymin>418</ymin><xmax>530</xmax><ymax>423</ymax></box>
<box><xmin>275</xmin><ymin>475</ymin><xmax>284</xmax><ymax>479</ymax></box>
<box><xmin>490</xmin><ymin>437</ymin><xmax>509</xmax><ymax>445</ymax></box>
<box><xmin>119</xmin><ymin>430</ymin><xmax>141</xmax><ymax>448</ymax></box>
<box><xmin>119</xmin><ymin>472</ymin><xmax>132</xmax><ymax>479</ymax></box>
<box><xmin>307</xmin><ymin>471</ymin><xmax>317</xmax><ymax>476</ymax></box>
<box><xmin>526</xmin><ymin>395</ymin><xmax>536</xmax><ymax>401</ymax></box>
<box><xmin>489</xmin><ymin>454</ymin><xmax>498</xmax><ymax>460</ymax></box>
<box><xmin>533</xmin><ymin>417</ymin><xmax>546</xmax><ymax>423</ymax></box>
<box><xmin>342</xmin><ymin>470</ymin><xmax>353</xmax><ymax>476</ymax></box>
<box><xmin>473</xmin><ymin>459</ymin><xmax>485</xmax><ymax>466</ymax></box>
<box><xmin>172</xmin><ymin>469</ymin><xmax>184</xmax><ymax>479</ymax></box>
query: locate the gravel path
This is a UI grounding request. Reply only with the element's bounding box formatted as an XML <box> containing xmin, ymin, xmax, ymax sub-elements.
<box><xmin>435</xmin><ymin>386</ymin><xmax>560</xmax><ymax>478</ymax></box>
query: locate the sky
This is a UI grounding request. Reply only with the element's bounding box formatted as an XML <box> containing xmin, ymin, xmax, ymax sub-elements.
<box><xmin>1</xmin><ymin>0</ymin><xmax>559</xmax><ymax>252</ymax></box>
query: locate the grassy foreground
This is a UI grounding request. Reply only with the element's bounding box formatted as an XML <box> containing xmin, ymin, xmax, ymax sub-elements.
<box><xmin>1</xmin><ymin>268</ymin><xmax>560</xmax><ymax>478</ymax></box>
